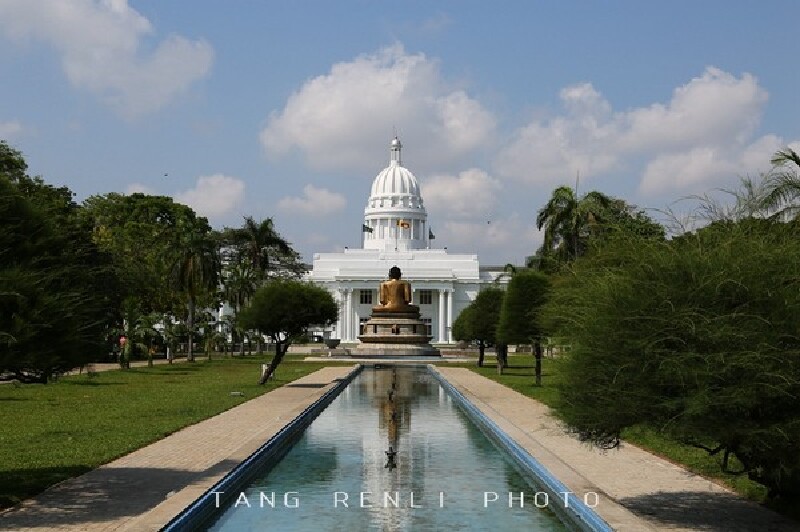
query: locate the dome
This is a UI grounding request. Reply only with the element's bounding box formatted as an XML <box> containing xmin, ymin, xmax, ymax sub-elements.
<box><xmin>366</xmin><ymin>137</ymin><xmax>425</xmax><ymax>210</ymax></box>
<box><xmin>370</xmin><ymin>165</ymin><xmax>421</xmax><ymax>200</ymax></box>
<box><xmin>362</xmin><ymin>137</ymin><xmax>429</xmax><ymax>251</ymax></box>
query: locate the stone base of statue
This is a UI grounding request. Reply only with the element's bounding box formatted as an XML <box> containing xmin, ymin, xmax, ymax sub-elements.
<box><xmin>355</xmin><ymin>305</ymin><xmax>440</xmax><ymax>357</ymax></box>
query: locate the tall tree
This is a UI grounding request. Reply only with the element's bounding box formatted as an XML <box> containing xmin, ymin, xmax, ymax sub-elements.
<box><xmin>452</xmin><ymin>288</ymin><xmax>505</xmax><ymax>367</ymax></box>
<box><xmin>83</xmin><ymin>193</ymin><xmax>215</xmax><ymax>364</ymax></box>
<box><xmin>496</xmin><ymin>270</ymin><xmax>551</xmax><ymax>384</ymax></box>
<box><xmin>536</xmin><ymin>186</ymin><xmax>663</xmax><ymax>271</ymax></box>
<box><xmin>226</xmin><ymin>216</ymin><xmax>303</xmax><ymax>280</ymax></box>
<box><xmin>222</xmin><ymin>261</ymin><xmax>258</xmax><ymax>356</ymax></box>
<box><xmin>536</xmin><ymin>187</ymin><xmax>612</xmax><ymax>263</ymax></box>
<box><xmin>172</xmin><ymin>224</ymin><xmax>220</xmax><ymax>362</ymax></box>
<box><xmin>239</xmin><ymin>280</ymin><xmax>337</xmax><ymax>384</ymax></box>
<box><xmin>218</xmin><ymin>216</ymin><xmax>303</xmax><ymax>355</ymax></box>
<box><xmin>1</xmin><ymin>142</ymin><xmax>120</xmax><ymax>380</ymax></box>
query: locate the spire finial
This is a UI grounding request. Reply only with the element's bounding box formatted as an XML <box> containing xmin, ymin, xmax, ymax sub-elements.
<box><xmin>390</xmin><ymin>136</ymin><xmax>402</xmax><ymax>166</ymax></box>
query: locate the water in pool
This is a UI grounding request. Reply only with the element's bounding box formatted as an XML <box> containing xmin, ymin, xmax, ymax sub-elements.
<box><xmin>204</xmin><ymin>366</ymin><xmax>569</xmax><ymax>531</ymax></box>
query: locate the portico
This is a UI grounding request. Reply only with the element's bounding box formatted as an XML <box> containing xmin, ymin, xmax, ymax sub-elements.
<box><xmin>331</xmin><ymin>281</ymin><xmax>456</xmax><ymax>343</ymax></box>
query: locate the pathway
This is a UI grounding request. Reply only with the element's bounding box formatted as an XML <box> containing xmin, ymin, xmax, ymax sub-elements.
<box><xmin>433</xmin><ymin>367</ymin><xmax>797</xmax><ymax>532</ymax></box>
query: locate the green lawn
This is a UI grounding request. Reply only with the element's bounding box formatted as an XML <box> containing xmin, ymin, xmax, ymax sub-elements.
<box><xmin>464</xmin><ymin>356</ymin><xmax>777</xmax><ymax>508</ymax></box>
<box><xmin>0</xmin><ymin>355</ymin><xmax>351</xmax><ymax>510</ymax></box>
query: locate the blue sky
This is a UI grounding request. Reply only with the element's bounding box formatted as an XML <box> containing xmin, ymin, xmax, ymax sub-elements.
<box><xmin>1</xmin><ymin>1</ymin><xmax>798</xmax><ymax>265</ymax></box>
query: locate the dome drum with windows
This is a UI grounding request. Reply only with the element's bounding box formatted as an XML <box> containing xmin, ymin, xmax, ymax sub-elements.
<box><xmin>363</xmin><ymin>138</ymin><xmax>429</xmax><ymax>252</ymax></box>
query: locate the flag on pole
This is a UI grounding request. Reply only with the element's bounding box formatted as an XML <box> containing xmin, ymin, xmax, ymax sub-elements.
<box><xmin>362</xmin><ymin>224</ymin><xmax>373</xmax><ymax>233</ymax></box>
<box><xmin>428</xmin><ymin>228</ymin><xmax>435</xmax><ymax>240</ymax></box>
<box><xmin>396</xmin><ymin>219</ymin><xmax>410</xmax><ymax>228</ymax></box>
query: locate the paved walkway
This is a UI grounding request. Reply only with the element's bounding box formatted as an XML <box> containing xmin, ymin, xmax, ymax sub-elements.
<box><xmin>433</xmin><ymin>367</ymin><xmax>797</xmax><ymax>532</ymax></box>
<box><xmin>0</xmin><ymin>366</ymin><xmax>358</xmax><ymax>532</ymax></box>
<box><xmin>3</xmin><ymin>364</ymin><xmax>796</xmax><ymax>531</ymax></box>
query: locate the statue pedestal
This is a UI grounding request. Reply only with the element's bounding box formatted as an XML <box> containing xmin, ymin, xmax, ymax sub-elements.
<box><xmin>355</xmin><ymin>306</ymin><xmax>440</xmax><ymax>357</ymax></box>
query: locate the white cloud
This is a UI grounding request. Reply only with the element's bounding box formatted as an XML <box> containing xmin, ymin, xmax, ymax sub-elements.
<box><xmin>277</xmin><ymin>184</ymin><xmax>346</xmax><ymax>217</ymax></box>
<box><xmin>422</xmin><ymin>168</ymin><xmax>501</xmax><ymax>218</ymax></box>
<box><xmin>0</xmin><ymin>0</ymin><xmax>213</xmax><ymax>117</ymax></box>
<box><xmin>0</xmin><ymin>120</ymin><xmax>23</xmax><ymax>139</ymax></box>
<box><xmin>639</xmin><ymin>135</ymin><xmax>788</xmax><ymax>195</ymax></box>
<box><xmin>617</xmin><ymin>68</ymin><xmax>766</xmax><ymax>154</ymax></box>
<box><xmin>495</xmin><ymin>67</ymin><xmax>780</xmax><ymax>197</ymax></box>
<box><xmin>260</xmin><ymin>44</ymin><xmax>495</xmax><ymax>172</ymax></box>
<box><xmin>175</xmin><ymin>174</ymin><xmax>244</xmax><ymax>218</ymax></box>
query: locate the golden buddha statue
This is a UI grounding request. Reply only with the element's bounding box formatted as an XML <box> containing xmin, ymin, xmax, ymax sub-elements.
<box><xmin>377</xmin><ymin>266</ymin><xmax>413</xmax><ymax>311</ymax></box>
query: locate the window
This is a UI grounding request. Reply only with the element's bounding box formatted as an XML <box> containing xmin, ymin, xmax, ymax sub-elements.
<box><xmin>359</xmin><ymin>317</ymin><xmax>369</xmax><ymax>335</ymax></box>
<box><xmin>419</xmin><ymin>290</ymin><xmax>432</xmax><ymax>305</ymax></box>
<box><xmin>422</xmin><ymin>318</ymin><xmax>432</xmax><ymax>337</ymax></box>
<box><xmin>360</xmin><ymin>289</ymin><xmax>373</xmax><ymax>305</ymax></box>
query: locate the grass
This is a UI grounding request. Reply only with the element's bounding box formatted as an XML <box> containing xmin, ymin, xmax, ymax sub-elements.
<box><xmin>0</xmin><ymin>355</ymin><xmax>353</xmax><ymax>510</ymax></box>
<box><xmin>462</xmin><ymin>355</ymin><xmax>779</xmax><ymax>510</ymax></box>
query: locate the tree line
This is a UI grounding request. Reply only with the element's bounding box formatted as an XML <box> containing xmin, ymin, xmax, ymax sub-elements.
<box><xmin>0</xmin><ymin>140</ymin><xmax>336</xmax><ymax>382</ymax></box>
<box><xmin>454</xmin><ymin>148</ymin><xmax>800</xmax><ymax>502</ymax></box>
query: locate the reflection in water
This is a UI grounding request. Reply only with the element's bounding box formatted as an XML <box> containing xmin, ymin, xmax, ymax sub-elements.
<box><xmin>381</xmin><ymin>369</ymin><xmax>400</xmax><ymax>469</ymax></box>
<box><xmin>205</xmin><ymin>367</ymin><xmax>567</xmax><ymax>531</ymax></box>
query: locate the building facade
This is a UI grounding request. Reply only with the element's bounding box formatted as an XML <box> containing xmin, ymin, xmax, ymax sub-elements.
<box><xmin>307</xmin><ymin>138</ymin><xmax>507</xmax><ymax>345</ymax></box>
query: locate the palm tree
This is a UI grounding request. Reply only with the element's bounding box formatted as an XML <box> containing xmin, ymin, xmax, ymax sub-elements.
<box><xmin>536</xmin><ymin>186</ymin><xmax>614</xmax><ymax>264</ymax></box>
<box><xmin>760</xmin><ymin>148</ymin><xmax>800</xmax><ymax>220</ymax></box>
<box><xmin>235</xmin><ymin>216</ymin><xmax>299</xmax><ymax>280</ymax></box>
<box><xmin>222</xmin><ymin>260</ymin><xmax>257</xmax><ymax>356</ymax></box>
<box><xmin>172</xmin><ymin>231</ymin><xmax>220</xmax><ymax>362</ymax></box>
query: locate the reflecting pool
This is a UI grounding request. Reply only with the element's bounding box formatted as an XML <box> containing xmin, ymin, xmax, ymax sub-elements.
<box><xmin>204</xmin><ymin>366</ymin><xmax>569</xmax><ymax>531</ymax></box>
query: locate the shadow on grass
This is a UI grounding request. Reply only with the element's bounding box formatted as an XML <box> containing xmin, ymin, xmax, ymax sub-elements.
<box><xmin>61</xmin><ymin>380</ymin><xmax>124</xmax><ymax>386</ymax></box>
<box><xmin>284</xmin><ymin>383</ymin><xmax>327</xmax><ymax>388</ymax></box>
<box><xmin>0</xmin><ymin>459</ymin><xmax>240</xmax><ymax>527</ymax></box>
<box><xmin>476</xmin><ymin>366</ymin><xmax>556</xmax><ymax>377</ymax></box>
<box><xmin>620</xmin><ymin>490</ymin><xmax>797</xmax><ymax>531</ymax></box>
<box><xmin>130</xmin><ymin>367</ymin><xmax>203</xmax><ymax>376</ymax></box>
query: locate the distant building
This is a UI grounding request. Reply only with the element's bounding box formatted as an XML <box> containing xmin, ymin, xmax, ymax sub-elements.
<box><xmin>307</xmin><ymin>138</ymin><xmax>508</xmax><ymax>345</ymax></box>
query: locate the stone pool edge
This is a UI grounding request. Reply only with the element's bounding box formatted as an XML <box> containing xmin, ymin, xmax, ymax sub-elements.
<box><xmin>158</xmin><ymin>364</ymin><xmax>363</xmax><ymax>531</ymax></box>
<box><xmin>429</xmin><ymin>366</ymin><xmax>613</xmax><ymax>532</ymax></box>
<box><xmin>430</xmin><ymin>366</ymin><xmax>658</xmax><ymax>532</ymax></box>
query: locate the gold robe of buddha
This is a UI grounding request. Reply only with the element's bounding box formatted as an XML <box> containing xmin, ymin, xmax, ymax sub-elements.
<box><xmin>378</xmin><ymin>278</ymin><xmax>412</xmax><ymax>310</ymax></box>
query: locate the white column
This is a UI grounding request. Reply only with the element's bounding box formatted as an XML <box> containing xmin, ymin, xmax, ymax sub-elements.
<box><xmin>347</xmin><ymin>289</ymin><xmax>355</xmax><ymax>341</ymax></box>
<box><xmin>342</xmin><ymin>288</ymin><xmax>350</xmax><ymax>342</ymax></box>
<box><xmin>446</xmin><ymin>288</ymin><xmax>453</xmax><ymax>343</ymax></box>
<box><xmin>353</xmin><ymin>289</ymin><xmax>360</xmax><ymax>340</ymax></box>
<box><xmin>438</xmin><ymin>289</ymin><xmax>446</xmax><ymax>343</ymax></box>
<box><xmin>335</xmin><ymin>289</ymin><xmax>344</xmax><ymax>339</ymax></box>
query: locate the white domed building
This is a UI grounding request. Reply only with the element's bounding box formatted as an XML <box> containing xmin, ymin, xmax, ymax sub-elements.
<box><xmin>307</xmin><ymin>138</ymin><xmax>508</xmax><ymax>346</ymax></box>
